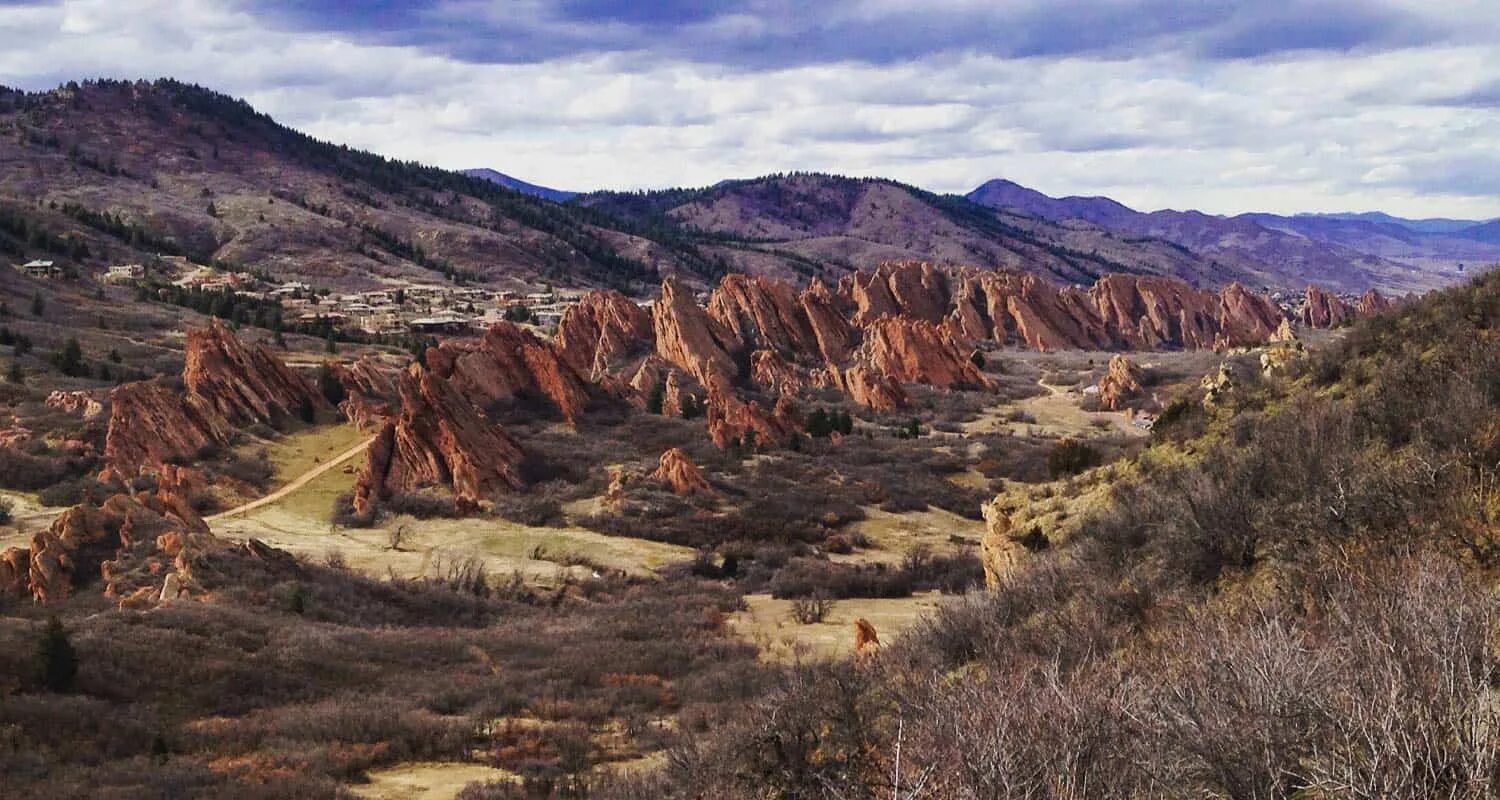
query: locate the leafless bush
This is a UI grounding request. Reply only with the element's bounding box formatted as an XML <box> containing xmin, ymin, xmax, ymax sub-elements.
<box><xmin>789</xmin><ymin>595</ymin><xmax>833</xmax><ymax>624</ymax></box>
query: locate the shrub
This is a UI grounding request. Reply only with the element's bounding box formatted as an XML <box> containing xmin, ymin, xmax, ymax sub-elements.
<box><xmin>789</xmin><ymin>595</ymin><xmax>834</xmax><ymax>625</ymax></box>
<box><xmin>1048</xmin><ymin>438</ymin><xmax>1098</xmax><ymax>478</ymax></box>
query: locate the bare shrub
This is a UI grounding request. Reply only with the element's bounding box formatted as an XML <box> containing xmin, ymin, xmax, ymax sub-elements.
<box><xmin>788</xmin><ymin>595</ymin><xmax>833</xmax><ymax>625</ymax></box>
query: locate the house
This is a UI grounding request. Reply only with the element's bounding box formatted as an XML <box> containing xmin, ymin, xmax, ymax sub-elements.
<box><xmin>17</xmin><ymin>260</ymin><xmax>61</xmax><ymax>279</ymax></box>
<box><xmin>104</xmin><ymin>263</ymin><xmax>146</xmax><ymax>283</ymax></box>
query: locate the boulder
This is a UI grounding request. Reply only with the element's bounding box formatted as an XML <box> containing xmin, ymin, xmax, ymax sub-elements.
<box><xmin>981</xmin><ymin>499</ymin><xmax>1048</xmax><ymax>587</ymax></box>
<box><xmin>649</xmin><ymin>448</ymin><xmax>713</xmax><ymax>495</ymax></box>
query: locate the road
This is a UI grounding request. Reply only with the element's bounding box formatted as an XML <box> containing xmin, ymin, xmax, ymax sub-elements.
<box><xmin>206</xmin><ymin>436</ymin><xmax>374</xmax><ymax>522</ymax></box>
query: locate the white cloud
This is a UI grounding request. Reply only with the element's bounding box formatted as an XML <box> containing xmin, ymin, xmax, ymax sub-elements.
<box><xmin>0</xmin><ymin>1</ymin><xmax>1496</xmax><ymax>217</ymax></box>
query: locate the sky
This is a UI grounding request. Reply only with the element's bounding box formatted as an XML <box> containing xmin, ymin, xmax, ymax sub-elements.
<box><xmin>0</xmin><ymin>0</ymin><xmax>1497</xmax><ymax>218</ymax></box>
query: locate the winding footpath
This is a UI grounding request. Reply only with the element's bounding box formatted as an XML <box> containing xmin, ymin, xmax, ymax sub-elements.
<box><xmin>206</xmin><ymin>435</ymin><xmax>375</xmax><ymax>522</ymax></box>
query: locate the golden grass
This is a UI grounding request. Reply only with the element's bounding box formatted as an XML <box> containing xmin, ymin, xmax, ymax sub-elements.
<box><xmin>351</xmin><ymin>761</ymin><xmax>517</xmax><ymax>800</ymax></box>
<box><xmin>837</xmin><ymin>506</ymin><xmax>985</xmax><ymax>565</ymax></box>
<box><xmin>729</xmin><ymin>592</ymin><xmax>945</xmax><ymax>663</ymax></box>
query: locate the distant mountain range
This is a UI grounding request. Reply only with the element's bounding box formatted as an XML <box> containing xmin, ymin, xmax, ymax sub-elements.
<box><xmin>0</xmin><ymin>78</ymin><xmax>1488</xmax><ymax>296</ymax></box>
<box><xmin>462</xmin><ymin>168</ymin><xmax>577</xmax><ymax>203</ymax></box>
<box><xmin>967</xmin><ymin>179</ymin><xmax>1498</xmax><ymax>292</ymax></box>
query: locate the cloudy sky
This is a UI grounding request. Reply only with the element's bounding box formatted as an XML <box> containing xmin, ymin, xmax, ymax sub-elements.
<box><xmin>1</xmin><ymin>0</ymin><xmax>1497</xmax><ymax>218</ymax></box>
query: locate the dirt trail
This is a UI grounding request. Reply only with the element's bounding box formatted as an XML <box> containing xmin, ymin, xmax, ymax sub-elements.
<box><xmin>207</xmin><ymin>436</ymin><xmax>374</xmax><ymax>522</ymax></box>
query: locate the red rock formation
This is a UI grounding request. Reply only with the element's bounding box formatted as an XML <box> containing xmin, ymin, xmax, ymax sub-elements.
<box><xmin>45</xmin><ymin>390</ymin><xmax>104</xmax><ymax>419</ymax></box>
<box><xmin>0</xmin><ymin>547</ymin><xmax>29</xmax><ymax>599</ymax></box>
<box><xmin>649</xmin><ymin>448</ymin><xmax>713</xmax><ymax>495</ymax></box>
<box><xmin>833</xmin><ymin>364</ymin><xmax>908</xmax><ymax>411</ymax></box>
<box><xmin>24</xmin><ymin>493</ymin><xmax>199</xmax><ymax>603</ymax></box>
<box><xmin>800</xmin><ymin>279</ymin><xmax>856</xmax><ymax>365</ymax></box>
<box><xmin>354</xmin><ymin>364</ymin><xmax>525</xmax><ymax>514</ymax></box>
<box><xmin>1216</xmin><ymin>283</ymin><xmax>1285</xmax><ymax>348</ymax></box>
<box><xmin>331</xmin><ymin>357</ymin><xmax>398</xmax><ymax>431</ymax></box>
<box><xmin>1096</xmin><ymin>354</ymin><xmax>1144</xmax><ymax>411</ymax></box>
<box><xmin>707</xmin><ymin>274</ymin><xmax>817</xmax><ymax>357</ymax></box>
<box><xmin>428</xmin><ymin>322</ymin><xmax>590</xmax><ymax>424</ymax></box>
<box><xmin>1089</xmin><ymin>274</ymin><xmax>1221</xmax><ymax>350</ymax></box>
<box><xmin>1300</xmin><ymin>285</ymin><xmax>1354</xmax><ymax>328</ymax></box>
<box><xmin>749</xmin><ymin>349</ymin><xmax>804</xmax><ymax>396</ymax></box>
<box><xmin>554</xmin><ymin>290</ymin><xmax>653</xmax><ymax>379</ymax></box>
<box><xmin>104</xmin><ymin>379</ymin><xmax>228</xmax><ymax>476</ymax></box>
<box><xmin>854</xmin><ymin>618</ymin><xmax>881</xmax><ymax>655</ymax></box>
<box><xmin>858</xmin><ymin>316</ymin><xmax>994</xmax><ymax>390</ymax></box>
<box><xmin>652</xmin><ymin>278</ymin><xmax>739</xmax><ymax>391</ymax></box>
<box><xmin>1356</xmin><ymin>288</ymin><xmax>1393</xmax><ymax>317</ymax></box>
<box><xmin>184</xmin><ymin>320</ymin><xmax>329</xmax><ymax>426</ymax></box>
<box><xmin>706</xmin><ymin>387</ymin><xmax>799</xmax><ymax>450</ymax></box>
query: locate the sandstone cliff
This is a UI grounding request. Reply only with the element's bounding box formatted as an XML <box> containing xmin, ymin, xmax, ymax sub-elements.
<box><xmin>354</xmin><ymin>364</ymin><xmax>525</xmax><ymax>515</ymax></box>
<box><xmin>554</xmin><ymin>290</ymin><xmax>653</xmax><ymax>379</ymax></box>
<box><xmin>1300</xmin><ymin>285</ymin><xmax>1354</xmax><ymax>328</ymax></box>
<box><xmin>184</xmin><ymin>320</ymin><xmax>329</xmax><ymax>427</ymax></box>
<box><xmin>427</xmin><ymin>322</ymin><xmax>592</xmax><ymax>424</ymax></box>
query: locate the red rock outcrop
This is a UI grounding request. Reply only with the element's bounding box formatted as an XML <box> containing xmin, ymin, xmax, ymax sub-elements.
<box><xmin>0</xmin><ymin>547</ymin><xmax>29</xmax><ymax>599</ymax></box>
<box><xmin>749</xmin><ymin>349</ymin><xmax>804</xmax><ymax>396</ymax></box>
<box><xmin>354</xmin><ymin>364</ymin><xmax>525</xmax><ymax>514</ymax></box>
<box><xmin>104</xmin><ymin>379</ymin><xmax>228</xmax><ymax>477</ymax></box>
<box><xmin>707</xmin><ymin>274</ymin><xmax>818</xmax><ymax>357</ymax></box>
<box><xmin>857</xmin><ymin>316</ymin><xmax>994</xmax><ymax>391</ymax></box>
<box><xmin>652</xmin><ymin>278</ymin><xmax>739</xmax><ymax>391</ymax></box>
<box><xmin>184</xmin><ymin>320</ymin><xmax>329</xmax><ymax>427</ymax></box>
<box><xmin>1216</xmin><ymin>283</ymin><xmax>1286</xmax><ymax>347</ymax></box>
<box><xmin>1300</xmin><ymin>285</ymin><xmax>1354</xmax><ymax>328</ymax></box>
<box><xmin>800</xmin><ymin>279</ymin><xmax>855</xmax><ymax>365</ymax></box>
<box><xmin>1096</xmin><ymin>354</ymin><xmax>1144</xmax><ymax>411</ymax></box>
<box><xmin>46</xmin><ymin>390</ymin><xmax>104</xmax><ymax>419</ymax></box>
<box><xmin>331</xmin><ymin>357</ymin><xmax>399</xmax><ymax>431</ymax></box>
<box><xmin>1356</xmin><ymin>288</ymin><xmax>1393</xmax><ymax>317</ymax></box>
<box><xmin>649</xmin><ymin>448</ymin><xmax>713</xmax><ymax>495</ymax></box>
<box><xmin>554</xmin><ymin>290</ymin><xmax>653</xmax><ymax>379</ymax></box>
<box><xmin>833</xmin><ymin>363</ymin><xmax>908</xmax><ymax>411</ymax></box>
<box><xmin>427</xmin><ymin>322</ymin><xmax>591</xmax><ymax>424</ymax></box>
<box><xmin>706</xmin><ymin>387</ymin><xmax>799</xmax><ymax>450</ymax></box>
<box><xmin>22</xmin><ymin>492</ymin><xmax>203</xmax><ymax>603</ymax></box>
<box><xmin>1089</xmin><ymin>274</ymin><xmax>1221</xmax><ymax>350</ymax></box>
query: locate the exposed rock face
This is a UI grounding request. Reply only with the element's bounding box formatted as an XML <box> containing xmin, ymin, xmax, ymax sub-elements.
<box><xmin>45</xmin><ymin>390</ymin><xmax>103</xmax><ymax>419</ymax></box>
<box><xmin>833</xmin><ymin>364</ymin><xmax>908</xmax><ymax>411</ymax></box>
<box><xmin>20</xmin><ymin>491</ymin><xmax>205</xmax><ymax>603</ymax></box>
<box><xmin>0</xmin><ymin>547</ymin><xmax>29</xmax><ymax>599</ymax></box>
<box><xmin>1089</xmin><ymin>274</ymin><xmax>1222</xmax><ymax>350</ymax></box>
<box><xmin>707</xmin><ymin>274</ymin><xmax>817</xmax><ymax>357</ymax></box>
<box><xmin>857</xmin><ymin>316</ymin><xmax>994</xmax><ymax>390</ymax></box>
<box><xmin>105</xmin><ymin>322</ymin><xmax>331</xmax><ymax>477</ymax></box>
<box><xmin>749</xmin><ymin>349</ymin><xmax>804</xmax><ymax>396</ymax></box>
<box><xmin>649</xmin><ymin>448</ymin><xmax>713</xmax><ymax>495</ymax></box>
<box><xmin>184</xmin><ymin>320</ymin><xmax>329</xmax><ymax>427</ymax></box>
<box><xmin>554</xmin><ymin>290</ymin><xmax>653</xmax><ymax>379</ymax></box>
<box><xmin>706</xmin><ymin>388</ymin><xmax>799</xmax><ymax>450</ymax></box>
<box><xmin>1096</xmin><ymin>354</ymin><xmax>1145</xmax><ymax>411</ymax></box>
<box><xmin>981</xmin><ymin>499</ymin><xmax>1049</xmax><ymax>587</ymax></box>
<box><xmin>1356</xmin><ymin>288</ymin><xmax>1393</xmax><ymax>317</ymax></box>
<box><xmin>1269</xmin><ymin>318</ymin><xmax>1297</xmax><ymax>343</ymax></box>
<box><xmin>331</xmin><ymin>357</ymin><xmax>398</xmax><ymax>431</ymax></box>
<box><xmin>1300</xmin><ymin>285</ymin><xmax>1354</xmax><ymax>328</ymax></box>
<box><xmin>652</xmin><ymin>278</ymin><xmax>738</xmax><ymax>391</ymax></box>
<box><xmin>354</xmin><ymin>364</ymin><xmax>525</xmax><ymax>514</ymax></box>
<box><xmin>1215</xmin><ymin>283</ymin><xmax>1286</xmax><ymax>347</ymax></box>
<box><xmin>800</xmin><ymin>279</ymin><xmax>855</xmax><ymax>365</ymax></box>
<box><xmin>428</xmin><ymin>322</ymin><xmax>592</xmax><ymax>424</ymax></box>
<box><xmin>104</xmin><ymin>379</ymin><xmax>227</xmax><ymax>476</ymax></box>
